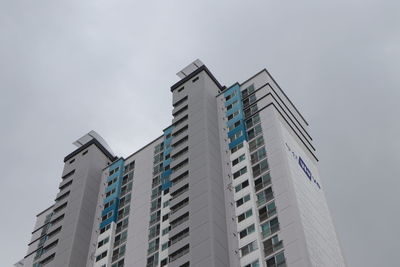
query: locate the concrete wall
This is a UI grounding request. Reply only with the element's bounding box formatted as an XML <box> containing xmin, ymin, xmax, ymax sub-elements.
<box><xmin>167</xmin><ymin>69</ymin><xmax>230</xmax><ymax>267</ymax></box>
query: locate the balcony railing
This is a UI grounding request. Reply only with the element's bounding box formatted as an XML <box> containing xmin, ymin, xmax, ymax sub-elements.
<box><xmin>261</xmin><ymin>223</ymin><xmax>280</xmax><ymax>239</ymax></box>
<box><xmin>257</xmin><ymin>192</ymin><xmax>274</xmax><ymax>207</ymax></box>
<box><xmin>264</xmin><ymin>241</ymin><xmax>283</xmax><ymax>257</ymax></box>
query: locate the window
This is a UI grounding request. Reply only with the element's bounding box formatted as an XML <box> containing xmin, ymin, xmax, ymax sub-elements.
<box><xmin>96</xmin><ymin>251</ymin><xmax>107</xmax><ymax>262</ymax></box>
<box><xmin>261</xmin><ymin>217</ymin><xmax>280</xmax><ymax>239</ymax></box>
<box><xmin>171</xmin><ymin>146</ymin><xmax>188</xmax><ymax>161</ymax></box>
<box><xmin>151</xmin><ymin>198</ymin><xmax>161</xmax><ymax>212</ymax></box>
<box><xmin>108</xmin><ymin>177</ymin><xmax>118</xmax><ymax>186</ymax></box>
<box><xmin>239</xmin><ymin>224</ymin><xmax>255</xmax><ymax>239</ymax></box>
<box><xmin>244</xmin><ymin>259</ymin><xmax>260</xmax><ymax>267</ymax></box>
<box><xmin>178</xmin><ymin>86</ymin><xmax>185</xmax><ymax>92</ymax></box>
<box><xmin>172</xmin><ymin>136</ymin><xmax>188</xmax><ymax>148</ymax></box>
<box><xmin>173</xmin><ymin>115</ymin><xmax>188</xmax><ymax>127</ymax></box>
<box><xmin>227</xmin><ymin>110</ymin><xmax>240</xmax><ymax>121</ymax></box>
<box><xmin>47</xmin><ymin>226</ymin><xmax>62</xmax><ymax>239</ymax></box>
<box><xmin>192</xmin><ymin>76</ymin><xmax>199</xmax><ymax>82</ymax></box>
<box><xmin>114</xmin><ymin>230</ymin><xmax>128</xmax><ymax>247</ymax></box>
<box><xmin>173</xmin><ymin>96</ymin><xmax>188</xmax><ymax>108</ymax></box>
<box><xmin>152</xmin><ymin>175</ymin><xmax>161</xmax><ymax>187</ymax></box>
<box><xmin>112</xmin><ymin>244</ymin><xmax>126</xmax><ymax>262</ymax></box>
<box><xmin>163</xmin><ymin>200</ymin><xmax>170</xmax><ymax>208</ymax></box>
<box><xmin>37</xmin><ymin>253</ymin><xmax>55</xmax><ymax>266</ymax></box>
<box><xmin>50</xmin><ymin>214</ymin><xmax>65</xmax><ymax>225</ymax></box>
<box><xmin>229</xmin><ymin>130</ymin><xmax>243</xmax><ymax>143</ymax></box>
<box><xmin>170</xmin><ymin>227</ymin><xmax>189</xmax><ymax>245</ymax></box>
<box><xmin>120</xmin><ymin>182</ymin><xmax>132</xmax><ymax>197</ymax></box>
<box><xmin>244</xmin><ymin>105</ymin><xmax>258</xmax><ymax>118</ymax></box>
<box><xmin>257</xmin><ymin>187</ymin><xmax>274</xmax><ymax>206</ymax></box>
<box><xmin>148</xmin><ymin>224</ymin><xmax>160</xmax><ymax>240</ymax></box>
<box><xmin>170</xmin><ymin>197</ymin><xmax>189</xmax><ymax>214</ymax></box>
<box><xmin>225</xmin><ymin>90</ymin><xmax>237</xmax><ymax>101</ymax></box>
<box><xmin>109</xmin><ymin>167</ymin><xmax>119</xmax><ymax>176</ymax></box>
<box><xmin>259</xmin><ymin>201</ymin><xmax>277</xmax><ymax>223</ymax></box>
<box><xmin>171</xmin><ymin>159</ymin><xmax>189</xmax><ymax>173</ymax></box>
<box><xmin>173</xmin><ymin>105</ymin><xmax>188</xmax><ymax>117</ymax></box>
<box><xmin>251</xmin><ymin>147</ymin><xmax>267</xmax><ymax>165</ymax></box>
<box><xmin>100</xmin><ymin>224</ymin><xmax>111</xmax><ymax>234</ymax></box>
<box><xmin>119</xmin><ymin>194</ymin><xmax>131</xmax><ymax>208</ymax></box>
<box><xmin>171</xmin><ymin>170</ymin><xmax>189</xmax><ymax>186</ymax></box>
<box><xmin>242</xmin><ymin>84</ymin><xmax>255</xmax><ymax>98</ymax></box>
<box><xmin>98</xmin><ymin>236</ymin><xmax>110</xmax><ymax>248</ymax></box>
<box><xmin>149</xmin><ymin>211</ymin><xmax>161</xmax><ymax>226</ymax></box>
<box><xmin>160</xmin><ymin>258</ymin><xmax>168</xmax><ymax>267</ymax></box>
<box><xmin>153</xmin><ymin>163</ymin><xmax>163</xmax><ymax>175</ymax></box>
<box><xmin>235</xmin><ymin>180</ymin><xmax>249</xmax><ymax>193</ymax></box>
<box><xmin>111</xmin><ymin>259</ymin><xmax>124</xmax><ymax>267</ymax></box>
<box><xmin>233</xmin><ymin>166</ymin><xmax>247</xmax><ymax>179</ymax></box>
<box><xmin>162</xmin><ymin>226</ymin><xmax>170</xmax><ymax>236</ymax></box>
<box><xmin>266</xmin><ymin>251</ymin><xmax>286</xmax><ymax>267</ymax></box>
<box><xmin>247</xmin><ymin>124</ymin><xmax>262</xmax><ymax>140</ymax></box>
<box><xmin>243</xmin><ymin>94</ymin><xmax>257</xmax><ymax>107</ymax></box>
<box><xmin>240</xmin><ymin>240</ymin><xmax>258</xmax><ymax>257</ymax></box>
<box><xmin>252</xmin><ymin>159</ymin><xmax>269</xmax><ymax>177</ymax></box>
<box><xmin>263</xmin><ymin>234</ymin><xmax>283</xmax><ymax>257</ymax></box>
<box><xmin>59</xmin><ymin>180</ymin><xmax>72</xmax><ymax>191</ymax></box>
<box><xmin>231</xmin><ymin>142</ymin><xmax>244</xmax><ymax>154</ymax></box>
<box><xmin>254</xmin><ymin>172</ymin><xmax>271</xmax><ymax>192</ymax></box>
<box><xmin>154</xmin><ymin>142</ymin><xmax>164</xmax><ymax>154</ymax></box>
<box><xmin>147</xmin><ymin>252</ymin><xmax>159</xmax><ymax>267</ymax></box>
<box><xmin>62</xmin><ymin>170</ymin><xmax>75</xmax><ymax>180</ymax></box>
<box><xmin>172</xmin><ymin>125</ymin><xmax>188</xmax><ymax>138</ymax></box>
<box><xmin>69</xmin><ymin>158</ymin><xmax>75</xmax><ymax>164</ymax></box>
<box><xmin>116</xmin><ymin>217</ymin><xmax>129</xmax><ymax>234</ymax></box>
<box><xmin>161</xmin><ymin>241</ymin><xmax>170</xmax><ymax>251</ymax></box>
<box><xmin>238</xmin><ymin>209</ymin><xmax>253</xmax><ymax>223</ymax></box>
<box><xmin>226</xmin><ymin>100</ymin><xmax>238</xmax><ymax>111</ymax></box>
<box><xmin>122</xmin><ymin>172</ymin><xmax>133</xmax><ymax>186</ymax></box>
<box><xmin>169</xmin><ymin>244</ymin><xmax>189</xmax><ymax>262</ymax></box>
<box><xmin>162</xmin><ymin>213</ymin><xmax>169</xmax><ymax>222</ymax></box>
<box><xmin>117</xmin><ymin>205</ymin><xmax>130</xmax><ymax>220</ymax></box>
<box><xmin>236</xmin><ymin>194</ymin><xmax>251</xmax><ymax>207</ymax></box>
<box><xmin>105</xmin><ymin>188</ymin><xmax>116</xmax><ymax>198</ymax></box>
<box><xmin>102</xmin><ymin>211</ymin><xmax>113</xmax><ymax>222</ymax></box>
<box><xmin>171</xmin><ymin>183</ymin><xmax>189</xmax><ymax>199</ymax></box>
<box><xmin>249</xmin><ymin>136</ymin><xmax>264</xmax><ymax>152</ymax></box>
<box><xmin>53</xmin><ymin>202</ymin><xmax>67</xmax><ymax>214</ymax></box>
<box><xmin>151</xmin><ymin>186</ymin><xmax>162</xmax><ymax>200</ymax></box>
<box><xmin>124</xmin><ymin>161</ymin><xmax>135</xmax><ymax>174</ymax></box>
<box><xmin>148</xmin><ymin>238</ymin><xmax>159</xmax><ymax>254</ymax></box>
<box><xmin>82</xmin><ymin>150</ymin><xmax>88</xmax><ymax>155</ymax></box>
<box><xmin>228</xmin><ymin>120</ymin><xmax>241</xmax><ymax>131</ymax></box>
<box><xmin>41</xmin><ymin>239</ymin><xmax>58</xmax><ymax>254</ymax></box>
<box><xmin>55</xmin><ymin>190</ymin><xmax>70</xmax><ymax>202</ymax></box>
<box><xmin>232</xmin><ymin>154</ymin><xmax>246</xmax><ymax>166</ymax></box>
<box><xmin>246</xmin><ymin>114</ymin><xmax>260</xmax><ymax>129</ymax></box>
<box><xmin>154</xmin><ymin>153</ymin><xmax>163</xmax><ymax>164</ymax></box>
<box><xmin>170</xmin><ymin>212</ymin><xmax>189</xmax><ymax>229</ymax></box>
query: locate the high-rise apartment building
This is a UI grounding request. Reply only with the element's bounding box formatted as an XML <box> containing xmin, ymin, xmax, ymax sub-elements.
<box><xmin>19</xmin><ymin>60</ymin><xmax>346</xmax><ymax>267</ymax></box>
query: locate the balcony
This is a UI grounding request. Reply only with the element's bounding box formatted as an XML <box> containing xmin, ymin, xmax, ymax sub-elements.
<box><xmin>261</xmin><ymin>223</ymin><xmax>280</xmax><ymax>239</ymax></box>
<box><xmin>170</xmin><ymin>198</ymin><xmax>189</xmax><ymax>215</ymax></box>
<box><xmin>264</xmin><ymin>240</ymin><xmax>283</xmax><ymax>258</ymax></box>
<box><xmin>169</xmin><ymin>244</ymin><xmax>189</xmax><ymax>263</ymax></box>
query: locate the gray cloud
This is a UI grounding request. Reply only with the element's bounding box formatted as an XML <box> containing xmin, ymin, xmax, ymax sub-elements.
<box><xmin>1</xmin><ymin>1</ymin><xmax>399</xmax><ymax>266</ymax></box>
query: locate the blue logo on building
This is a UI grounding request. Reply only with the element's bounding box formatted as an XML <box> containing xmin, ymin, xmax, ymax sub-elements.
<box><xmin>285</xmin><ymin>142</ymin><xmax>321</xmax><ymax>189</ymax></box>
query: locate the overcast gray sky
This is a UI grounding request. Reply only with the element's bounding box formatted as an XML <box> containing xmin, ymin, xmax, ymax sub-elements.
<box><xmin>1</xmin><ymin>0</ymin><xmax>399</xmax><ymax>266</ymax></box>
